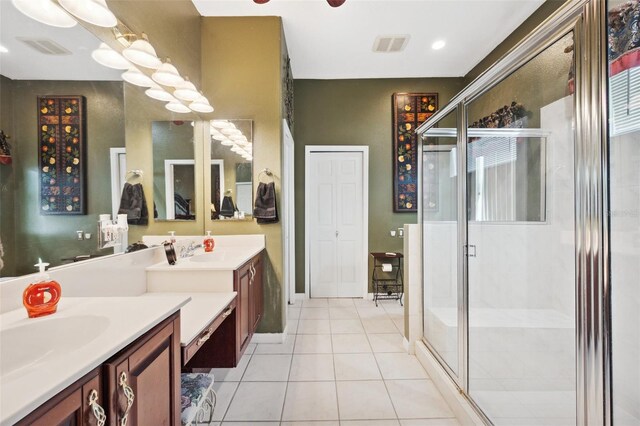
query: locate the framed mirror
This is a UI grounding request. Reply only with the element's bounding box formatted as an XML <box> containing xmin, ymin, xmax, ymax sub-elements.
<box><xmin>209</xmin><ymin>119</ymin><xmax>253</xmax><ymax>221</ymax></box>
<box><xmin>152</xmin><ymin>121</ymin><xmax>197</xmax><ymax>221</ymax></box>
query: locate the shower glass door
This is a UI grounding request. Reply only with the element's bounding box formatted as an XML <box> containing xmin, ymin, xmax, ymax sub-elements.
<box><xmin>422</xmin><ymin>108</ymin><xmax>460</xmax><ymax>378</ymax></box>
<box><xmin>465</xmin><ymin>32</ymin><xmax>577</xmax><ymax>425</ymax></box>
<box><xmin>608</xmin><ymin>0</ymin><xmax>640</xmax><ymax>423</ymax></box>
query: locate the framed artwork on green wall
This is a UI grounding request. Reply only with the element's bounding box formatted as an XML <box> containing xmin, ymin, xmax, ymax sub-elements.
<box><xmin>392</xmin><ymin>92</ymin><xmax>438</xmax><ymax>212</ymax></box>
<box><xmin>38</xmin><ymin>96</ymin><xmax>87</xmax><ymax>215</ymax></box>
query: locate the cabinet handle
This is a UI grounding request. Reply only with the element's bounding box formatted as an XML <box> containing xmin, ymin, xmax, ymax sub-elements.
<box><xmin>222</xmin><ymin>307</ymin><xmax>233</xmax><ymax>319</ymax></box>
<box><xmin>88</xmin><ymin>389</ymin><xmax>107</xmax><ymax>426</ymax></box>
<box><xmin>119</xmin><ymin>372</ymin><xmax>135</xmax><ymax>426</ymax></box>
<box><xmin>197</xmin><ymin>328</ymin><xmax>213</xmax><ymax>346</ymax></box>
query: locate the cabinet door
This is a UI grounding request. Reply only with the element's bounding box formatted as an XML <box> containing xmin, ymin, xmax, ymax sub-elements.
<box><xmin>105</xmin><ymin>314</ymin><xmax>180</xmax><ymax>426</ymax></box>
<box><xmin>18</xmin><ymin>368</ymin><xmax>104</xmax><ymax>426</ymax></box>
<box><xmin>252</xmin><ymin>254</ymin><xmax>264</xmax><ymax>331</ymax></box>
<box><xmin>237</xmin><ymin>263</ymin><xmax>251</xmax><ymax>351</ymax></box>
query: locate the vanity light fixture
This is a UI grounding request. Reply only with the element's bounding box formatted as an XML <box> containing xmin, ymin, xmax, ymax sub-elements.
<box><xmin>12</xmin><ymin>0</ymin><xmax>77</xmax><ymax>28</ymax></box>
<box><xmin>230</xmin><ymin>145</ymin><xmax>244</xmax><ymax>153</ymax></box>
<box><xmin>431</xmin><ymin>40</ymin><xmax>446</xmax><ymax>50</ymax></box>
<box><xmin>221</xmin><ymin>127</ymin><xmax>242</xmax><ymax>137</ymax></box>
<box><xmin>189</xmin><ymin>96</ymin><xmax>214</xmax><ymax>113</ymax></box>
<box><xmin>122</xmin><ymin>33</ymin><xmax>162</xmax><ymax>69</ymax></box>
<box><xmin>91</xmin><ymin>43</ymin><xmax>130</xmax><ymax>69</ymax></box>
<box><xmin>165</xmin><ymin>100</ymin><xmax>191</xmax><ymax>114</ymax></box>
<box><xmin>174</xmin><ymin>78</ymin><xmax>201</xmax><ymax>102</ymax></box>
<box><xmin>121</xmin><ymin>67</ymin><xmax>155</xmax><ymax>87</ymax></box>
<box><xmin>153</xmin><ymin>58</ymin><xmax>184</xmax><ymax>87</ymax></box>
<box><xmin>220</xmin><ymin>138</ymin><xmax>234</xmax><ymax>146</ymax></box>
<box><xmin>210</xmin><ymin>130</ymin><xmax>226</xmax><ymax>141</ymax></box>
<box><xmin>58</xmin><ymin>0</ymin><xmax>117</xmax><ymax>28</ymax></box>
<box><xmin>211</xmin><ymin>120</ymin><xmax>234</xmax><ymax>129</ymax></box>
<box><xmin>145</xmin><ymin>83</ymin><xmax>176</xmax><ymax>102</ymax></box>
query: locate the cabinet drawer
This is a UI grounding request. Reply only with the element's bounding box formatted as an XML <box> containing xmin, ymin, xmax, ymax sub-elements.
<box><xmin>182</xmin><ymin>298</ymin><xmax>236</xmax><ymax>365</ymax></box>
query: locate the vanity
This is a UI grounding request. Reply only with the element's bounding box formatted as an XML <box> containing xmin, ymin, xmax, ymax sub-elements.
<box><xmin>0</xmin><ymin>234</ymin><xmax>265</xmax><ymax>425</ymax></box>
<box><xmin>144</xmin><ymin>234</ymin><xmax>265</xmax><ymax>369</ymax></box>
<box><xmin>1</xmin><ymin>297</ymin><xmax>189</xmax><ymax>426</ymax></box>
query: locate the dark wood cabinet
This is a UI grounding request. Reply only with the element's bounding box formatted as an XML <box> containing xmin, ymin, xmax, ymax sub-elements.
<box><xmin>104</xmin><ymin>313</ymin><xmax>181</xmax><ymax>426</ymax></box>
<box><xmin>18</xmin><ymin>312</ymin><xmax>181</xmax><ymax>426</ymax></box>
<box><xmin>18</xmin><ymin>368</ymin><xmax>104</xmax><ymax>426</ymax></box>
<box><xmin>235</xmin><ymin>251</ymin><xmax>264</xmax><ymax>358</ymax></box>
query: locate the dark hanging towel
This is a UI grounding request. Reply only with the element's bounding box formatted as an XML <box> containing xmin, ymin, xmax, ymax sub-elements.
<box><xmin>118</xmin><ymin>182</ymin><xmax>149</xmax><ymax>225</ymax></box>
<box><xmin>254</xmin><ymin>182</ymin><xmax>278</xmax><ymax>224</ymax></box>
<box><xmin>220</xmin><ymin>195</ymin><xmax>237</xmax><ymax>218</ymax></box>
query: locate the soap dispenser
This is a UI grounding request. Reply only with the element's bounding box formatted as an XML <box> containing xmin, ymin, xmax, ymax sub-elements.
<box><xmin>168</xmin><ymin>231</ymin><xmax>177</xmax><ymax>244</ymax></box>
<box><xmin>203</xmin><ymin>231</ymin><xmax>215</xmax><ymax>252</ymax></box>
<box><xmin>23</xmin><ymin>259</ymin><xmax>61</xmax><ymax>318</ymax></box>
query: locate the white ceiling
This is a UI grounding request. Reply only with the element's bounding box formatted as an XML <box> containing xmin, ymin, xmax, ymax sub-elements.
<box><xmin>0</xmin><ymin>0</ymin><xmax>545</xmax><ymax>81</ymax></box>
<box><xmin>192</xmin><ymin>0</ymin><xmax>545</xmax><ymax>79</ymax></box>
<box><xmin>0</xmin><ymin>0</ymin><xmax>121</xmax><ymax>81</ymax></box>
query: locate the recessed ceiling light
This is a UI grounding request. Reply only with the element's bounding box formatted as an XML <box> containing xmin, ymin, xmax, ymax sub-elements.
<box><xmin>0</xmin><ymin>45</ymin><xmax>8</xmax><ymax>54</ymax></box>
<box><xmin>431</xmin><ymin>40</ymin><xmax>446</xmax><ymax>50</ymax></box>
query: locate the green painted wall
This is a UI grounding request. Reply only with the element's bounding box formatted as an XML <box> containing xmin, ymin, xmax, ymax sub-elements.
<box><xmin>0</xmin><ymin>75</ymin><xmax>16</xmax><ymax>276</ymax></box>
<box><xmin>464</xmin><ymin>0</ymin><xmax>569</xmax><ymax>85</ymax></box>
<box><xmin>201</xmin><ymin>17</ymin><xmax>285</xmax><ymax>333</ymax></box>
<box><xmin>293</xmin><ymin>78</ymin><xmax>465</xmax><ymax>293</ymax></box>
<box><xmin>0</xmin><ymin>79</ymin><xmax>125</xmax><ymax>276</ymax></box>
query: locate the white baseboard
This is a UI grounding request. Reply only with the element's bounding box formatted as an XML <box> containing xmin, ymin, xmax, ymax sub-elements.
<box><xmin>403</xmin><ymin>337</ymin><xmax>415</xmax><ymax>354</ymax></box>
<box><xmin>415</xmin><ymin>341</ymin><xmax>485</xmax><ymax>425</ymax></box>
<box><xmin>251</xmin><ymin>325</ymin><xmax>288</xmax><ymax>344</ymax></box>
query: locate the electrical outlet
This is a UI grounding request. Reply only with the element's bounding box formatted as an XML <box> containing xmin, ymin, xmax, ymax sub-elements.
<box><xmin>390</xmin><ymin>230</ymin><xmax>396</xmax><ymax>237</ymax></box>
<box><xmin>398</xmin><ymin>228</ymin><xmax>404</xmax><ymax>238</ymax></box>
<box><xmin>84</xmin><ymin>233</ymin><xmax>92</xmax><ymax>240</ymax></box>
<box><xmin>76</xmin><ymin>230</ymin><xmax>84</xmax><ymax>240</ymax></box>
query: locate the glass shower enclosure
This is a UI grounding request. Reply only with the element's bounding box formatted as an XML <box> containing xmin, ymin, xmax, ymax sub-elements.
<box><xmin>418</xmin><ymin>0</ymin><xmax>638</xmax><ymax>424</ymax></box>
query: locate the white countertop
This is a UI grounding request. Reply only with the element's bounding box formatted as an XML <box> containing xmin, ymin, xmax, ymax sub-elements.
<box><xmin>146</xmin><ymin>245</ymin><xmax>264</xmax><ymax>272</ymax></box>
<box><xmin>140</xmin><ymin>292</ymin><xmax>237</xmax><ymax>345</ymax></box>
<box><xmin>0</xmin><ymin>296</ymin><xmax>190</xmax><ymax>426</ymax></box>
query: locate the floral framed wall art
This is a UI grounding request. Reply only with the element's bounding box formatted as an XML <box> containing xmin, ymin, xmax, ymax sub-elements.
<box><xmin>392</xmin><ymin>92</ymin><xmax>438</xmax><ymax>212</ymax></box>
<box><xmin>38</xmin><ymin>96</ymin><xmax>87</xmax><ymax>215</ymax></box>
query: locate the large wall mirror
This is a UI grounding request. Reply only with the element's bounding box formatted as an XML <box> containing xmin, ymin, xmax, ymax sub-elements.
<box><xmin>209</xmin><ymin>119</ymin><xmax>253</xmax><ymax>221</ymax></box>
<box><xmin>152</xmin><ymin>121</ymin><xmax>197</xmax><ymax>221</ymax></box>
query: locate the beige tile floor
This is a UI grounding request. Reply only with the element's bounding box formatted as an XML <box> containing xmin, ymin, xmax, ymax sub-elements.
<box><xmin>208</xmin><ymin>298</ymin><xmax>460</xmax><ymax>426</ymax></box>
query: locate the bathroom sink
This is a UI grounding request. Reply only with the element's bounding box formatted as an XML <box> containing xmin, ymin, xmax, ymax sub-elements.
<box><xmin>0</xmin><ymin>315</ymin><xmax>110</xmax><ymax>379</ymax></box>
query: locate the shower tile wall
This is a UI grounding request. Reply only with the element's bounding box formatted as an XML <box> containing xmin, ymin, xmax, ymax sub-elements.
<box><xmin>610</xmin><ymin>131</ymin><xmax>640</xmax><ymax>424</ymax></box>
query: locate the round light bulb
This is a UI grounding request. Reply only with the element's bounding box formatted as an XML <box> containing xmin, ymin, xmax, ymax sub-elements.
<box><xmin>59</xmin><ymin>0</ymin><xmax>117</xmax><ymax>28</ymax></box>
<box><xmin>220</xmin><ymin>138</ymin><xmax>234</xmax><ymax>146</ymax></box>
<box><xmin>123</xmin><ymin>33</ymin><xmax>162</xmax><ymax>69</ymax></box>
<box><xmin>165</xmin><ymin>100</ymin><xmax>191</xmax><ymax>113</ymax></box>
<box><xmin>211</xmin><ymin>120</ymin><xmax>233</xmax><ymax>129</ymax></box>
<box><xmin>189</xmin><ymin>96</ymin><xmax>214</xmax><ymax>113</ymax></box>
<box><xmin>12</xmin><ymin>0</ymin><xmax>77</xmax><ymax>28</ymax></box>
<box><xmin>152</xmin><ymin>58</ymin><xmax>184</xmax><ymax>87</ymax></box>
<box><xmin>145</xmin><ymin>84</ymin><xmax>176</xmax><ymax>102</ymax></box>
<box><xmin>174</xmin><ymin>79</ymin><xmax>200</xmax><ymax>101</ymax></box>
<box><xmin>122</xmin><ymin>67</ymin><xmax>154</xmax><ymax>87</ymax></box>
<box><xmin>91</xmin><ymin>43</ymin><xmax>130</xmax><ymax>70</ymax></box>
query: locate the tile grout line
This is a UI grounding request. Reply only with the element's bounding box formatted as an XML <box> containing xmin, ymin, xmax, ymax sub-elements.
<box><xmin>360</xmin><ymin>300</ymin><xmax>402</xmax><ymax>423</ymax></box>
<box><xmin>218</xmin><ymin>343</ymin><xmax>256</xmax><ymax>424</ymax></box>
<box><xmin>277</xmin><ymin>325</ymin><xmax>298</xmax><ymax>423</ymax></box>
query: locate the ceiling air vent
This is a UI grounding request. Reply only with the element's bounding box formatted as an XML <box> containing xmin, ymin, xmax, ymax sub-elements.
<box><xmin>16</xmin><ymin>37</ymin><xmax>72</xmax><ymax>55</ymax></box>
<box><xmin>373</xmin><ymin>35</ymin><xmax>410</xmax><ymax>53</ymax></box>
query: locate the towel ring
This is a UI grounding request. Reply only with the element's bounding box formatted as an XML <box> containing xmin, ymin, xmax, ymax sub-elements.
<box><xmin>258</xmin><ymin>168</ymin><xmax>274</xmax><ymax>182</ymax></box>
<box><xmin>125</xmin><ymin>170</ymin><xmax>144</xmax><ymax>182</ymax></box>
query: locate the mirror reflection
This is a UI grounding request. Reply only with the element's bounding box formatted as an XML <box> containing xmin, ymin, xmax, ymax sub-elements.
<box><xmin>209</xmin><ymin>119</ymin><xmax>253</xmax><ymax>220</ymax></box>
<box><xmin>152</xmin><ymin>121</ymin><xmax>196</xmax><ymax>221</ymax></box>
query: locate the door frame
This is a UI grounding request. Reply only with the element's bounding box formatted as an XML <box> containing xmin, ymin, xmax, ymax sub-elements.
<box><xmin>304</xmin><ymin>145</ymin><xmax>369</xmax><ymax>299</ymax></box>
<box><xmin>283</xmin><ymin>120</ymin><xmax>296</xmax><ymax>305</ymax></box>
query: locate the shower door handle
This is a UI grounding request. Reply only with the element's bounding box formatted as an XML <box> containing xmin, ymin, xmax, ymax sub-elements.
<box><xmin>335</xmin><ymin>230</ymin><xmax>339</xmax><ymax>238</ymax></box>
<box><xmin>465</xmin><ymin>245</ymin><xmax>477</xmax><ymax>257</ymax></box>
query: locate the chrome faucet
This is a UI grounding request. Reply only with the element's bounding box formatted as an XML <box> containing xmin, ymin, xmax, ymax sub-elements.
<box><xmin>179</xmin><ymin>242</ymin><xmax>203</xmax><ymax>258</ymax></box>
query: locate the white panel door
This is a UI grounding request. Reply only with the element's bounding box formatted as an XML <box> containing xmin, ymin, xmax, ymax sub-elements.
<box><xmin>309</xmin><ymin>151</ymin><xmax>364</xmax><ymax>298</ymax></box>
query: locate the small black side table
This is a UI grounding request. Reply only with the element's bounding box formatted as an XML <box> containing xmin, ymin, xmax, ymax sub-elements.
<box><xmin>370</xmin><ymin>252</ymin><xmax>403</xmax><ymax>307</ymax></box>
